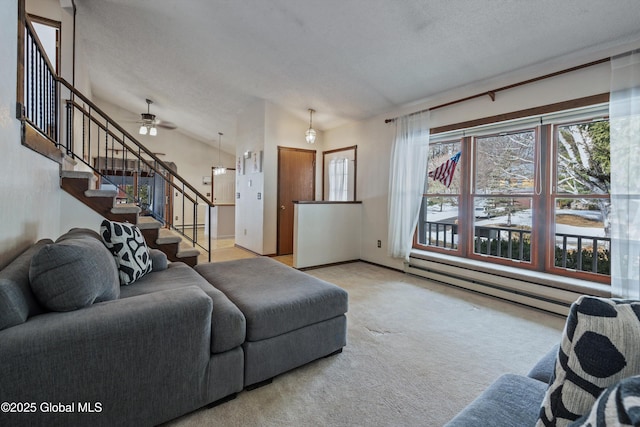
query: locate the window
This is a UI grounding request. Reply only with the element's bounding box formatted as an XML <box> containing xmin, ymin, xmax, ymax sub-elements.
<box><xmin>417</xmin><ymin>140</ymin><xmax>461</xmax><ymax>251</ymax></box>
<box><xmin>473</xmin><ymin>130</ymin><xmax>536</xmax><ymax>262</ymax></box>
<box><xmin>328</xmin><ymin>158</ymin><xmax>349</xmax><ymax>201</ymax></box>
<box><xmin>414</xmin><ymin>106</ymin><xmax>611</xmax><ymax>283</ymax></box>
<box><xmin>551</xmin><ymin>120</ymin><xmax>611</xmax><ymax>277</ymax></box>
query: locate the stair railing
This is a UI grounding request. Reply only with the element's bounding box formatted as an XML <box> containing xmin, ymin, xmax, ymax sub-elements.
<box><xmin>17</xmin><ymin>10</ymin><xmax>213</xmax><ymax>262</ymax></box>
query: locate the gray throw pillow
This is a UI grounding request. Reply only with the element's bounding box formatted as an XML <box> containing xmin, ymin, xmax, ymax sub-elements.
<box><xmin>29</xmin><ymin>236</ymin><xmax>120</xmax><ymax>312</ymax></box>
<box><xmin>100</xmin><ymin>220</ymin><xmax>152</xmax><ymax>285</ymax></box>
<box><xmin>537</xmin><ymin>296</ymin><xmax>640</xmax><ymax>426</ymax></box>
<box><xmin>0</xmin><ymin>239</ymin><xmax>51</xmax><ymax>330</ymax></box>
<box><xmin>56</xmin><ymin>227</ymin><xmax>103</xmax><ymax>243</ymax></box>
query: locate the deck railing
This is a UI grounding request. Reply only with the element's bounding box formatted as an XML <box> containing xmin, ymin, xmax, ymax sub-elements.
<box><xmin>419</xmin><ymin>220</ymin><xmax>611</xmax><ymax>276</ymax></box>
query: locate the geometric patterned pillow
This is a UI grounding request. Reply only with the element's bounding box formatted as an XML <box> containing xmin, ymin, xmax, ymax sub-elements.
<box><xmin>100</xmin><ymin>220</ymin><xmax>152</xmax><ymax>285</ymax></box>
<box><xmin>569</xmin><ymin>375</ymin><xmax>640</xmax><ymax>427</ymax></box>
<box><xmin>537</xmin><ymin>296</ymin><xmax>640</xmax><ymax>427</ymax></box>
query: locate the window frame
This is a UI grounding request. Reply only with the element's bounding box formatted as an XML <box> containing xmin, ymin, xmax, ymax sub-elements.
<box><xmin>467</xmin><ymin>127</ymin><xmax>541</xmax><ymax>271</ymax></box>
<box><xmin>413</xmin><ymin>100</ymin><xmax>611</xmax><ymax>284</ymax></box>
<box><xmin>415</xmin><ymin>139</ymin><xmax>465</xmax><ymax>255</ymax></box>
<box><xmin>545</xmin><ymin>118</ymin><xmax>611</xmax><ymax>282</ymax></box>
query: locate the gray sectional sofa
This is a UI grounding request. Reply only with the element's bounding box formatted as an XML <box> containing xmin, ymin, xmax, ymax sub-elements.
<box><xmin>447</xmin><ymin>296</ymin><xmax>640</xmax><ymax>426</ymax></box>
<box><xmin>0</xmin><ymin>228</ymin><xmax>348</xmax><ymax>427</ymax></box>
<box><xmin>445</xmin><ymin>344</ymin><xmax>559</xmax><ymax>426</ymax></box>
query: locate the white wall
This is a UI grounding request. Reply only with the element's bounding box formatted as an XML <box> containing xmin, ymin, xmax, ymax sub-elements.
<box><xmin>264</xmin><ymin>102</ymin><xmax>323</xmax><ymax>254</ymax></box>
<box><xmin>324</xmin><ymin>59</ymin><xmax>621</xmax><ymax>271</ymax></box>
<box><xmin>0</xmin><ymin>0</ymin><xmax>62</xmax><ymax>267</ymax></box>
<box><xmin>294</xmin><ymin>203</ymin><xmax>361</xmax><ymax>269</ymax></box>
<box><xmin>235</xmin><ymin>100</ymin><xmax>266</xmax><ymax>253</ymax></box>
<box><xmin>235</xmin><ymin>101</ymin><xmax>325</xmax><ymax>255</ymax></box>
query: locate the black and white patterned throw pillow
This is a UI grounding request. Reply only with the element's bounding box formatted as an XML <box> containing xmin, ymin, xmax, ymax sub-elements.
<box><xmin>537</xmin><ymin>296</ymin><xmax>640</xmax><ymax>426</ymax></box>
<box><xmin>569</xmin><ymin>375</ymin><xmax>640</xmax><ymax>427</ymax></box>
<box><xmin>100</xmin><ymin>220</ymin><xmax>152</xmax><ymax>285</ymax></box>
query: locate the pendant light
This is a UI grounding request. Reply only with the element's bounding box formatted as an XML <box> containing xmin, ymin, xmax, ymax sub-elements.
<box><xmin>213</xmin><ymin>132</ymin><xmax>226</xmax><ymax>176</ymax></box>
<box><xmin>305</xmin><ymin>108</ymin><xmax>316</xmax><ymax>144</ymax></box>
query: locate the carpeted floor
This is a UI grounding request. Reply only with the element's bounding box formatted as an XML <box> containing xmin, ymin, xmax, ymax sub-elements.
<box><xmin>164</xmin><ymin>261</ymin><xmax>565</xmax><ymax>427</ymax></box>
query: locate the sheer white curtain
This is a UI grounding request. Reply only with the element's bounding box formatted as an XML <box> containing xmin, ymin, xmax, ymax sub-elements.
<box><xmin>329</xmin><ymin>158</ymin><xmax>349</xmax><ymax>201</ymax></box>
<box><xmin>610</xmin><ymin>49</ymin><xmax>640</xmax><ymax>298</ymax></box>
<box><xmin>387</xmin><ymin>111</ymin><xmax>430</xmax><ymax>260</ymax></box>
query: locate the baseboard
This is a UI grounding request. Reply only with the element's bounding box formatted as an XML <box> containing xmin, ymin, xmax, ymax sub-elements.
<box><xmin>405</xmin><ymin>256</ymin><xmax>590</xmax><ymax>316</ymax></box>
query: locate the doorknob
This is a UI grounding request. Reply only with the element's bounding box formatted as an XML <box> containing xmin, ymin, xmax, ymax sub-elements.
<box><xmin>280</xmin><ymin>205</ymin><xmax>285</xmax><ymax>210</ymax></box>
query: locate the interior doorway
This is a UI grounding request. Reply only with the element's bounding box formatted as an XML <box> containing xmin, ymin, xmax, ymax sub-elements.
<box><xmin>29</xmin><ymin>15</ymin><xmax>60</xmax><ymax>73</ymax></box>
<box><xmin>277</xmin><ymin>146</ymin><xmax>316</xmax><ymax>255</ymax></box>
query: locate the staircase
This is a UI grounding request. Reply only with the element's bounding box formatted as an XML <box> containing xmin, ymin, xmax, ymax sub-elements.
<box><xmin>17</xmin><ymin>11</ymin><xmax>213</xmax><ymax>266</ymax></box>
<box><xmin>61</xmin><ymin>170</ymin><xmax>201</xmax><ymax>267</ymax></box>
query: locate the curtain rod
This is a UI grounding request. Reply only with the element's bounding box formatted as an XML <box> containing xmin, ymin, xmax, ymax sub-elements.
<box><xmin>384</xmin><ymin>57</ymin><xmax>610</xmax><ymax>123</ymax></box>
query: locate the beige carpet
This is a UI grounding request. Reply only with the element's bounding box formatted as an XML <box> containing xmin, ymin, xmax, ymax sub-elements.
<box><xmin>165</xmin><ymin>261</ymin><xmax>565</xmax><ymax>427</ymax></box>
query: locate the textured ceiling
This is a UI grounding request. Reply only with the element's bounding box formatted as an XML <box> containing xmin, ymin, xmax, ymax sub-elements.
<box><xmin>75</xmin><ymin>0</ymin><xmax>640</xmax><ymax>150</ymax></box>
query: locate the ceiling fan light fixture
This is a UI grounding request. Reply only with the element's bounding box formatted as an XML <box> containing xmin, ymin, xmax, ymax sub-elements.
<box><xmin>139</xmin><ymin>99</ymin><xmax>158</xmax><ymax>136</ymax></box>
<box><xmin>305</xmin><ymin>108</ymin><xmax>316</xmax><ymax>144</ymax></box>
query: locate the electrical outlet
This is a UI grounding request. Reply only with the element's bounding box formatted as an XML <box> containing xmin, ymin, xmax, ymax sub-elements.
<box><xmin>377</xmin><ymin>240</ymin><xmax>381</xmax><ymax>248</ymax></box>
<box><xmin>175</xmin><ymin>216</ymin><xmax>179</xmax><ymax>221</ymax></box>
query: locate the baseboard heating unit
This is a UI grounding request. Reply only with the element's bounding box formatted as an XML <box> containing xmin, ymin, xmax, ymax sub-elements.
<box><xmin>406</xmin><ymin>253</ymin><xmax>611</xmax><ymax>316</ymax></box>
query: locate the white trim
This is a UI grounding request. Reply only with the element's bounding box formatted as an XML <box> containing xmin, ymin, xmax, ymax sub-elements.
<box><xmin>429</xmin><ymin>103</ymin><xmax>610</xmax><ymax>141</ymax></box>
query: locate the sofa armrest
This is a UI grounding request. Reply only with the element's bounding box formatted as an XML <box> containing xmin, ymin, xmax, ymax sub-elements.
<box><xmin>527</xmin><ymin>343</ymin><xmax>560</xmax><ymax>384</ymax></box>
<box><xmin>149</xmin><ymin>248</ymin><xmax>168</xmax><ymax>271</ymax></box>
<box><xmin>445</xmin><ymin>374</ymin><xmax>548</xmax><ymax>427</ymax></box>
<box><xmin>0</xmin><ymin>286</ymin><xmax>213</xmax><ymax>427</ymax></box>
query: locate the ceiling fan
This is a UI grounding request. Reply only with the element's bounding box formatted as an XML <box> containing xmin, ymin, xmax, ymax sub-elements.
<box><xmin>137</xmin><ymin>99</ymin><xmax>177</xmax><ymax>136</ymax></box>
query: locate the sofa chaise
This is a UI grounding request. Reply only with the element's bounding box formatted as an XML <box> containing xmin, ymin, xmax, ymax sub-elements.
<box><xmin>0</xmin><ymin>226</ymin><xmax>348</xmax><ymax>427</ymax></box>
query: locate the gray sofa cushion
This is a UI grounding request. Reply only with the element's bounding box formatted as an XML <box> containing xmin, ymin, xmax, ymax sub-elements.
<box><xmin>445</xmin><ymin>374</ymin><xmax>549</xmax><ymax>427</ymax></box>
<box><xmin>195</xmin><ymin>257</ymin><xmax>349</xmax><ymax>342</ymax></box>
<box><xmin>538</xmin><ymin>296</ymin><xmax>640</xmax><ymax>426</ymax></box>
<box><xmin>119</xmin><ymin>262</ymin><xmax>246</xmax><ymax>353</ymax></box>
<box><xmin>29</xmin><ymin>236</ymin><xmax>120</xmax><ymax>312</ymax></box>
<box><xmin>0</xmin><ymin>239</ymin><xmax>51</xmax><ymax>331</ymax></box>
<box><xmin>55</xmin><ymin>227</ymin><xmax>102</xmax><ymax>242</ymax></box>
<box><xmin>100</xmin><ymin>220</ymin><xmax>152</xmax><ymax>285</ymax></box>
<box><xmin>528</xmin><ymin>344</ymin><xmax>560</xmax><ymax>384</ymax></box>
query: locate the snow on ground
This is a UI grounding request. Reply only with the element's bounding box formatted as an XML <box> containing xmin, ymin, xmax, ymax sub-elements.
<box><xmin>424</xmin><ymin>206</ymin><xmax>606</xmax><ymax>248</ymax></box>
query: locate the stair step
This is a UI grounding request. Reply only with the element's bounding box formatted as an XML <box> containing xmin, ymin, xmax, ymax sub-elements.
<box><xmin>157</xmin><ymin>229</ymin><xmax>182</xmax><ymax>245</ymax></box>
<box><xmin>85</xmin><ymin>189</ymin><xmax>118</xmax><ymax>198</ymax></box>
<box><xmin>61</xmin><ymin>170</ymin><xmax>94</xmax><ymax>179</ymax></box>
<box><xmin>137</xmin><ymin>216</ymin><xmax>162</xmax><ymax>230</ymax></box>
<box><xmin>111</xmin><ymin>203</ymin><xmax>141</xmax><ymax>215</ymax></box>
<box><xmin>177</xmin><ymin>243</ymin><xmax>201</xmax><ymax>258</ymax></box>
<box><xmin>61</xmin><ymin>153</ymin><xmax>77</xmax><ymax>169</ymax></box>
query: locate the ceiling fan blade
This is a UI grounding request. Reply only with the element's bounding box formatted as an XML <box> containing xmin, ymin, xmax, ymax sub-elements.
<box><xmin>156</xmin><ymin>120</ymin><xmax>177</xmax><ymax>130</ymax></box>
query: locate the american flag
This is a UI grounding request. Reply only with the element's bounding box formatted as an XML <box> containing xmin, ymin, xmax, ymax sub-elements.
<box><xmin>428</xmin><ymin>151</ymin><xmax>461</xmax><ymax>188</ymax></box>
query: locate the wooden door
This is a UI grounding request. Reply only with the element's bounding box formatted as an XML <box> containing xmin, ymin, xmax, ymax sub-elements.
<box><xmin>277</xmin><ymin>147</ymin><xmax>316</xmax><ymax>255</ymax></box>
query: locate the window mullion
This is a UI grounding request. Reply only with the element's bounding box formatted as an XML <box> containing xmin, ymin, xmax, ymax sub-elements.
<box><xmin>460</xmin><ymin>136</ymin><xmax>472</xmax><ymax>257</ymax></box>
<box><xmin>533</xmin><ymin>125</ymin><xmax>551</xmax><ymax>272</ymax></box>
